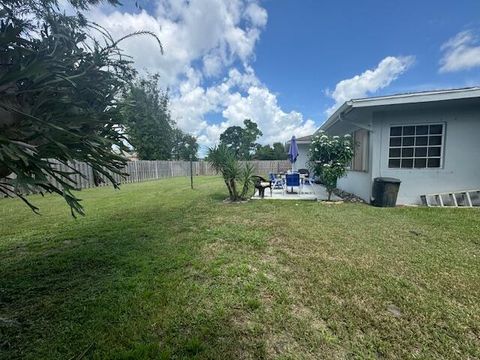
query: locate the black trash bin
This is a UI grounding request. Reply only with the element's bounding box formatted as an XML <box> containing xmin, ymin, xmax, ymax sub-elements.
<box><xmin>371</xmin><ymin>177</ymin><xmax>401</xmax><ymax>207</ymax></box>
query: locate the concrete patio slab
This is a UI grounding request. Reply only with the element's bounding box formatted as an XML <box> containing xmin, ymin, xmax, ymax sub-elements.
<box><xmin>251</xmin><ymin>183</ymin><xmax>342</xmax><ymax>201</ymax></box>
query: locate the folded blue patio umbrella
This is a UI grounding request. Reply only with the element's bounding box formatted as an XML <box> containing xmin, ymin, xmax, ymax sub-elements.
<box><xmin>288</xmin><ymin>136</ymin><xmax>299</xmax><ymax>171</ymax></box>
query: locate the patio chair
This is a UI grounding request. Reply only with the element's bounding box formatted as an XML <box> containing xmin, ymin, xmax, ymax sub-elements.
<box><xmin>269</xmin><ymin>172</ymin><xmax>284</xmax><ymax>190</ymax></box>
<box><xmin>297</xmin><ymin>168</ymin><xmax>315</xmax><ymax>189</ymax></box>
<box><xmin>302</xmin><ymin>174</ymin><xmax>315</xmax><ymax>194</ymax></box>
<box><xmin>284</xmin><ymin>173</ymin><xmax>301</xmax><ymax>195</ymax></box>
<box><xmin>252</xmin><ymin>175</ymin><xmax>272</xmax><ymax>198</ymax></box>
<box><xmin>298</xmin><ymin>168</ymin><xmax>310</xmax><ymax>177</ymax></box>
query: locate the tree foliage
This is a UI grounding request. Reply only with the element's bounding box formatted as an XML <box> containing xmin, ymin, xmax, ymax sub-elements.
<box><xmin>254</xmin><ymin>142</ymin><xmax>287</xmax><ymax>160</ymax></box>
<box><xmin>120</xmin><ymin>74</ymin><xmax>174</xmax><ymax>160</ymax></box>
<box><xmin>219</xmin><ymin>119</ymin><xmax>262</xmax><ymax>159</ymax></box>
<box><xmin>0</xmin><ymin>0</ymin><xmax>161</xmax><ymax>215</ymax></box>
<box><xmin>207</xmin><ymin>145</ymin><xmax>254</xmax><ymax>201</ymax></box>
<box><xmin>120</xmin><ymin>74</ymin><xmax>199</xmax><ymax>161</ymax></box>
<box><xmin>309</xmin><ymin>131</ymin><xmax>353</xmax><ymax>200</ymax></box>
<box><xmin>171</xmin><ymin>128</ymin><xmax>198</xmax><ymax>161</ymax></box>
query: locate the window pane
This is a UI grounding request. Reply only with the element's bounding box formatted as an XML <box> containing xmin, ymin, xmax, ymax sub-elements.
<box><xmin>403</xmin><ymin>126</ymin><xmax>415</xmax><ymax>135</ymax></box>
<box><xmin>429</xmin><ymin>136</ymin><xmax>442</xmax><ymax>145</ymax></box>
<box><xmin>415</xmin><ymin>147</ymin><xmax>427</xmax><ymax>157</ymax></box>
<box><xmin>402</xmin><ymin>147</ymin><xmax>414</xmax><ymax>157</ymax></box>
<box><xmin>428</xmin><ymin>147</ymin><xmax>441</xmax><ymax>157</ymax></box>
<box><xmin>416</xmin><ymin>125</ymin><xmax>428</xmax><ymax>135</ymax></box>
<box><xmin>429</xmin><ymin>124</ymin><xmax>443</xmax><ymax>134</ymax></box>
<box><xmin>388</xmin><ymin>124</ymin><xmax>443</xmax><ymax>170</ymax></box>
<box><xmin>389</xmin><ymin>159</ymin><xmax>400</xmax><ymax>168</ymax></box>
<box><xmin>427</xmin><ymin>158</ymin><xmax>441</xmax><ymax>168</ymax></box>
<box><xmin>390</xmin><ymin>127</ymin><xmax>402</xmax><ymax>136</ymax></box>
<box><xmin>402</xmin><ymin>137</ymin><xmax>414</xmax><ymax>146</ymax></box>
<box><xmin>414</xmin><ymin>158</ymin><xmax>427</xmax><ymax>168</ymax></box>
<box><xmin>390</xmin><ymin>137</ymin><xmax>401</xmax><ymax>146</ymax></box>
<box><xmin>401</xmin><ymin>159</ymin><xmax>413</xmax><ymax>168</ymax></box>
<box><xmin>389</xmin><ymin>148</ymin><xmax>401</xmax><ymax>157</ymax></box>
<box><xmin>415</xmin><ymin>136</ymin><xmax>428</xmax><ymax>146</ymax></box>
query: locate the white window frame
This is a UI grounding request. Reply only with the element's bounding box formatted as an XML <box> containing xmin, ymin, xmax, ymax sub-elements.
<box><xmin>387</xmin><ymin>123</ymin><xmax>446</xmax><ymax>170</ymax></box>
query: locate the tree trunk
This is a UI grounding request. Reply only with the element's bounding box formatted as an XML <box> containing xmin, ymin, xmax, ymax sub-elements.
<box><xmin>224</xmin><ymin>179</ymin><xmax>234</xmax><ymax>199</ymax></box>
<box><xmin>229</xmin><ymin>178</ymin><xmax>238</xmax><ymax>201</ymax></box>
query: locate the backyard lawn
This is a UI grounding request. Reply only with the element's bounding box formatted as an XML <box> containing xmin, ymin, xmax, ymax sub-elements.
<box><xmin>0</xmin><ymin>177</ymin><xmax>479</xmax><ymax>359</ymax></box>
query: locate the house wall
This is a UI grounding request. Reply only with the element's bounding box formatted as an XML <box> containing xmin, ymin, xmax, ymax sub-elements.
<box><xmin>337</xmin><ymin>171</ymin><xmax>372</xmax><ymax>201</ymax></box>
<box><xmin>296</xmin><ymin>143</ymin><xmax>311</xmax><ymax>171</ymax></box>
<box><xmin>337</xmin><ymin>123</ymin><xmax>376</xmax><ymax>201</ymax></box>
<box><xmin>373</xmin><ymin>105</ymin><xmax>480</xmax><ymax>204</ymax></box>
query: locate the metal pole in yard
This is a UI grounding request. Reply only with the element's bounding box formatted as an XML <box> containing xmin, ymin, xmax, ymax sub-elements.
<box><xmin>190</xmin><ymin>154</ymin><xmax>194</xmax><ymax>189</ymax></box>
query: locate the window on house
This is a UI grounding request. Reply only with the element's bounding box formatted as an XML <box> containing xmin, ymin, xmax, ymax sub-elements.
<box><xmin>351</xmin><ymin>129</ymin><xmax>369</xmax><ymax>171</ymax></box>
<box><xmin>388</xmin><ymin>124</ymin><xmax>444</xmax><ymax>169</ymax></box>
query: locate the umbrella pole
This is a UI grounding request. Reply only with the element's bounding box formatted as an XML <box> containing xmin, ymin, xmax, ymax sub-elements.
<box><xmin>290</xmin><ymin>163</ymin><xmax>295</xmax><ymax>193</ymax></box>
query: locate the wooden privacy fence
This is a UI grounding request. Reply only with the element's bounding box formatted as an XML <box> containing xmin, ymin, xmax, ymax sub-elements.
<box><xmin>47</xmin><ymin>159</ymin><xmax>291</xmax><ymax>190</ymax></box>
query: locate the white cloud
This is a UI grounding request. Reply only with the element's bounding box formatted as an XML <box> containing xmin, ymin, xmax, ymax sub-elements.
<box><xmin>439</xmin><ymin>30</ymin><xmax>480</xmax><ymax>73</ymax></box>
<box><xmin>85</xmin><ymin>0</ymin><xmax>315</xmax><ymax>156</ymax></box>
<box><xmin>221</xmin><ymin>87</ymin><xmax>316</xmax><ymax>144</ymax></box>
<box><xmin>245</xmin><ymin>2</ymin><xmax>268</xmax><ymax>27</ymax></box>
<box><xmin>202</xmin><ymin>52</ymin><xmax>223</xmax><ymax>77</ymax></box>
<box><xmin>326</xmin><ymin>56</ymin><xmax>415</xmax><ymax>115</ymax></box>
<box><xmin>170</xmin><ymin>67</ymin><xmax>316</xmax><ymax>154</ymax></box>
<box><xmin>88</xmin><ymin>0</ymin><xmax>266</xmax><ymax>86</ymax></box>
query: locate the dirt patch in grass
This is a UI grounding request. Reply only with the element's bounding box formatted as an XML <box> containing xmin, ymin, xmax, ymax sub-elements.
<box><xmin>266</xmin><ymin>331</ymin><xmax>302</xmax><ymax>358</ymax></box>
<box><xmin>201</xmin><ymin>240</ymin><xmax>228</xmax><ymax>262</ymax></box>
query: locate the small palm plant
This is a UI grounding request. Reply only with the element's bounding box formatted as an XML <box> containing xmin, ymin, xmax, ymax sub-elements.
<box><xmin>208</xmin><ymin>145</ymin><xmax>254</xmax><ymax>201</ymax></box>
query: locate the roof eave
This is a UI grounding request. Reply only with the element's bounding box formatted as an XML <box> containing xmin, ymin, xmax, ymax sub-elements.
<box><xmin>350</xmin><ymin>88</ymin><xmax>480</xmax><ymax>108</ymax></box>
<box><xmin>318</xmin><ymin>101</ymin><xmax>352</xmax><ymax>132</ymax></box>
<box><xmin>317</xmin><ymin>87</ymin><xmax>480</xmax><ymax>133</ymax></box>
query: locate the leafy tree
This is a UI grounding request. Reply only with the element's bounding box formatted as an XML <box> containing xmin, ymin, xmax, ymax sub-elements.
<box><xmin>253</xmin><ymin>144</ymin><xmax>274</xmax><ymax>160</ymax></box>
<box><xmin>254</xmin><ymin>142</ymin><xmax>287</xmax><ymax>160</ymax></box>
<box><xmin>219</xmin><ymin>125</ymin><xmax>243</xmax><ymax>156</ymax></box>
<box><xmin>242</xmin><ymin>119</ymin><xmax>262</xmax><ymax>156</ymax></box>
<box><xmin>0</xmin><ymin>0</ymin><xmax>161</xmax><ymax>215</ymax></box>
<box><xmin>171</xmin><ymin>129</ymin><xmax>198</xmax><ymax>161</ymax></box>
<box><xmin>208</xmin><ymin>145</ymin><xmax>254</xmax><ymax>201</ymax></box>
<box><xmin>272</xmin><ymin>142</ymin><xmax>288</xmax><ymax>160</ymax></box>
<box><xmin>309</xmin><ymin>131</ymin><xmax>353</xmax><ymax>201</ymax></box>
<box><xmin>219</xmin><ymin>119</ymin><xmax>262</xmax><ymax>159</ymax></box>
<box><xmin>121</xmin><ymin>75</ymin><xmax>174</xmax><ymax>160</ymax></box>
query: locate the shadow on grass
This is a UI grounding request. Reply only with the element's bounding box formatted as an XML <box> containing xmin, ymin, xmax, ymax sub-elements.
<box><xmin>0</xmin><ymin>198</ymin><xmax>265</xmax><ymax>359</ymax></box>
<box><xmin>0</xmin><ymin>208</ymin><xmax>169</xmax><ymax>357</ymax></box>
<box><xmin>208</xmin><ymin>190</ymin><xmax>229</xmax><ymax>202</ymax></box>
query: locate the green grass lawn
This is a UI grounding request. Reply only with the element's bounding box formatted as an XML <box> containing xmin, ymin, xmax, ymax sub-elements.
<box><xmin>0</xmin><ymin>177</ymin><xmax>479</xmax><ymax>359</ymax></box>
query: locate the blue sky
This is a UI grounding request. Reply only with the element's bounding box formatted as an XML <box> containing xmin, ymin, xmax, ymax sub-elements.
<box><xmin>254</xmin><ymin>0</ymin><xmax>480</xmax><ymax>120</ymax></box>
<box><xmin>85</xmin><ymin>0</ymin><xmax>480</xmax><ymax>154</ymax></box>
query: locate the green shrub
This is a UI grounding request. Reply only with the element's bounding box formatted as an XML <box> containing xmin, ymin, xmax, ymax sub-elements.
<box><xmin>309</xmin><ymin>131</ymin><xmax>353</xmax><ymax>200</ymax></box>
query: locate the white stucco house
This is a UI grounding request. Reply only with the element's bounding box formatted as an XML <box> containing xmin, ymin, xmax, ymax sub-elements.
<box><xmin>296</xmin><ymin>87</ymin><xmax>480</xmax><ymax>205</ymax></box>
<box><xmin>290</xmin><ymin>135</ymin><xmax>313</xmax><ymax>171</ymax></box>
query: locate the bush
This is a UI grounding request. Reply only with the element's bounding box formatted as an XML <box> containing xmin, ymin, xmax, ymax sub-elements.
<box><xmin>309</xmin><ymin>131</ymin><xmax>353</xmax><ymax>200</ymax></box>
<box><xmin>207</xmin><ymin>145</ymin><xmax>254</xmax><ymax>201</ymax></box>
